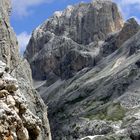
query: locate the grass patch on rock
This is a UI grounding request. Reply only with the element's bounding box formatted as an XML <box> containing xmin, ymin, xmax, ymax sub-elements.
<box><xmin>84</xmin><ymin>102</ymin><xmax>126</xmax><ymax>121</ymax></box>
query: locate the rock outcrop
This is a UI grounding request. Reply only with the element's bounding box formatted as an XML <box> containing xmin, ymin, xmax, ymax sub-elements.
<box><xmin>101</xmin><ymin>18</ymin><xmax>140</xmax><ymax>57</ymax></box>
<box><xmin>24</xmin><ymin>0</ymin><xmax>123</xmax><ymax>80</ymax></box>
<box><xmin>0</xmin><ymin>61</ymin><xmax>42</xmax><ymax>140</ymax></box>
<box><xmin>0</xmin><ymin>0</ymin><xmax>51</xmax><ymax>140</ymax></box>
<box><xmin>25</xmin><ymin>0</ymin><xmax>140</xmax><ymax>140</ymax></box>
<box><xmin>0</xmin><ymin>0</ymin><xmax>19</xmax><ymax>70</ymax></box>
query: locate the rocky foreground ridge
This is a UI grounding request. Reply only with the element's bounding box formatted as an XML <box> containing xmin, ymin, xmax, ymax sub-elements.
<box><xmin>25</xmin><ymin>0</ymin><xmax>140</xmax><ymax>140</ymax></box>
<box><xmin>0</xmin><ymin>0</ymin><xmax>51</xmax><ymax>140</ymax></box>
<box><xmin>0</xmin><ymin>61</ymin><xmax>41</xmax><ymax>140</ymax></box>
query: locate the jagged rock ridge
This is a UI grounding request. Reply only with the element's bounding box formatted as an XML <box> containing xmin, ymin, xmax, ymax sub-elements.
<box><xmin>25</xmin><ymin>0</ymin><xmax>140</xmax><ymax>140</ymax></box>
<box><xmin>0</xmin><ymin>0</ymin><xmax>51</xmax><ymax>140</ymax></box>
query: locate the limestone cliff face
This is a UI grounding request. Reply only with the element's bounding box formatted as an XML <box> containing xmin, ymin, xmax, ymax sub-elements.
<box><xmin>24</xmin><ymin>0</ymin><xmax>123</xmax><ymax>81</ymax></box>
<box><xmin>25</xmin><ymin>0</ymin><xmax>140</xmax><ymax>140</ymax></box>
<box><xmin>0</xmin><ymin>0</ymin><xmax>51</xmax><ymax>140</ymax></box>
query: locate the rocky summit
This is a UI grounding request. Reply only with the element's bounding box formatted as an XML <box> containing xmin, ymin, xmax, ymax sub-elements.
<box><xmin>0</xmin><ymin>0</ymin><xmax>51</xmax><ymax>140</ymax></box>
<box><xmin>25</xmin><ymin>0</ymin><xmax>140</xmax><ymax>139</ymax></box>
<box><xmin>24</xmin><ymin>0</ymin><xmax>123</xmax><ymax>81</ymax></box>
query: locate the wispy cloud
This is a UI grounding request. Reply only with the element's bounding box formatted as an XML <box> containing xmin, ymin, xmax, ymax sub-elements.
<box><xmin>17</xmin><ymin>32</ymin><xmax>31</xmax><ymax>54</ymax></box>
<box><xmin>119</xmin><ymin>0</ymin><xmax>140</xmax><ymax>5</ymax></box>
<box><xmin>114</xmin><ymin>0</ymin><xmax>140</xmax><ymax>22</ymax></box>
<box><xmin>11</xmin><ymin>0</ymin><xmax>54</xmax><ymax>17</ymax></box>
<box><xmin>11</xmin><ymin>0</ymin><xmax>140</xmax><ymax>21</ymax></box>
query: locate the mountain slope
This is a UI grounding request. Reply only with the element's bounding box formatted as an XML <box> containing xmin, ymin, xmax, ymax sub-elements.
<box><xmin>25</xmin><ymin>0</ymin><xmax>140</xmax><ymax>140</ymax></box>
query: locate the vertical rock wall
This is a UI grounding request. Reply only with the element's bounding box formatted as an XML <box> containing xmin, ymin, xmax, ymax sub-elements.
<box><xmin>0</xmin><ymin>0</ymin><xmax>51</xmax><ymax>139</ymax></box>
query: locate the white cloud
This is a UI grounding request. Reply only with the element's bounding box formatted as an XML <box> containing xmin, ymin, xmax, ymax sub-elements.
<box><xmin>11</xmin><ymin>0</ymin><xmax>54</xmax><ymax>17</ymax></box>
<box><xmin>120</xmin><ymin>0</ymin><xmax>140</xmax><ymax>5</ymax></box>
<box><xmin>17</xmin><ymin>32</ymin><xmax>31</xmax><ymax>54</ymax></box>
<box><xmin>114</xmin><ymin>0</ymin><xmax>140</xmax><ymax>5</ymax></box>
<box><xmin>114</xmin><ymin>0</ymin><xmax>140</xmax><ymax>22</ymax></box>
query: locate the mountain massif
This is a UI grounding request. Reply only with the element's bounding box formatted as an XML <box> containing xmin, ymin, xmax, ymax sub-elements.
<box><xmin>25</xmin><ymin>0</ymin><xmax>123</xmax><ymax>81</ymax></box>
<box><xmin>25</xmin><ymin>0</ymin><xmax>140</xmax><ymax>140</ymax></box>
<box><xmin>1</xmin><ymin>0</ymin><xmax>140</xmax><ymax>140</ymax></box>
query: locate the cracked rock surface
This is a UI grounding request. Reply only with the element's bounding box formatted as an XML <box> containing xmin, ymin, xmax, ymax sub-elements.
<box><xmin>0</xmin><ymin>0</ymin><xmax>51</xmax><ymax>140</ymax></box>
<box><xmin>25</xmin><ymin>0</ymin><xmax>123</xmax><ymax>81</ymax></box>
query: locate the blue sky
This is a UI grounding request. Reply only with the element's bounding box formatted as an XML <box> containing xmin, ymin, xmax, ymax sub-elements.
<box><xmin>10</xmin><ymin>0</ymin><xmax>140</xmax><ymax>54</ymax></box>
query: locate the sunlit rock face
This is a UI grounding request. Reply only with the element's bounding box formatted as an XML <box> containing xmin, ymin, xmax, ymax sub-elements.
<box><xmin>25</xmin><ymin>0</ymin><xmax>140</xmax><ymax>140</ymax></box>
<box><xmin>24</xmin><ymin>0</ymin><xmax>123</xmax><ymax>81</ymax></box>
<box><xmin>0</xmin><ymin>0</ymin><xmax>52</xmax><ymax>140</ymax></box>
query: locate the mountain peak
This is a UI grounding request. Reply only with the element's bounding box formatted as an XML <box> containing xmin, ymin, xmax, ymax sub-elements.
<box><xmin>25</xmin><ymin>0</ymin><xmax>124</xmax><ymax>80</ymax></box>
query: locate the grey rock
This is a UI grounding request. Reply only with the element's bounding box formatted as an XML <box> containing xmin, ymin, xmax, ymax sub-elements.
<box><xmin>0</xmin><ymin>61</ymin><xmax>42</xmax><ymax>140</ymax></box>
<box><xmin>25</xmin><ymin>0</ymin><xmax>140</xmax><ymax>140</ymax></box>
<box><xmin>0</xmin><ymin>0</ymin><xmax>51</xmax><ymax>140</ymax></box>
<box><xmin>100</xmin><ymin>18</ymin><xmax>140</xmax><ymax>57</ymax></box>
<box><xmin>25</xmin><ymin>0</ymin><xmax>123</xmax><ymax>81</ymax></box>
<box><xmin>116</xmin><ymin>18</ymin><xmax>140</xmax><ymax>47</ymax></box>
